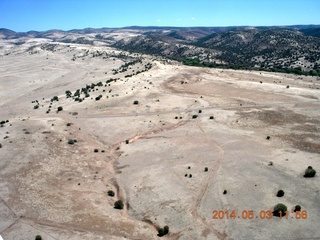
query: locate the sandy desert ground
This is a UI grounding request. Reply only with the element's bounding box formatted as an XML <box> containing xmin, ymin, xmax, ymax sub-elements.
<box><xmin>0</xmin><ymin>41</ymin><xmax>319</xmax><ymax>240</ymax></box>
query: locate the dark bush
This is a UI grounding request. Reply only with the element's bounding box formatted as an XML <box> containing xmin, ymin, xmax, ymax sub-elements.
<box><xmin>266</xmin><ymin>136</ymin><xmax>271</xmax><ymax>140</ymax></box>
<box><xmin>158</xmin><ymin>228</ymin><xmax>164</xmax><ymax>237</ymax></box>
<box><xmin>57</xmin><ymin>106</ymin><xmax>63</xmax><ymax>111</ymax></box>
<box><xmin>304</xmin><ymin>166</ymin><xmax>316</xmax><ymax>178</ymax></box>
<box><xmin>209</xmin><ymin>116</ymin><xmax>214</xmax><ymax>119</ymax></box>
<box><xmin>189</xmin><ymin>174</ymin><xmax>192</xmax><ymax>178</ymax></box>
<box><xmin>273</xmin><ymin>203</ymin><xmax>287</xmax><ymax>217</ymax></box>
<box><xmin>66</xmin><ymin>123</ymin><xmax>72</xmax><ymax>126</ymax></box>
<box><xmin>223</xmin><ymin>190</ymin><xmax>227</xmax><ymax>194</ymax></box>
<box><xmin>114</xmin><ymin>200</ymin><xmax>124</xmax><ymax>209</ymax></box>
<box><xmin>276</xmin><ymin>190</ymin><xmax>285</xmax><ymax>197</ymax></box>
<box><xmin>133</xmin><ymin>100</ymin><xmax>139</xmax><ymax>105</ymax></box>
<box><xmin>51</xmin><ymin>96</ymin><xmax>59</xmax><ymax>101</ymax></box>
<box><xmin>125</xmin><ymin>139</ymin><xmax>129</xmax><ymax>144</ymax></box>
<box><xmin>192</xmin><ymin>115</ymin><xmax>198</xmax><ymax>119</ymax></box>
<box><xmin>198</xmin><ymin>110</ymin><xmax>202</xmax><ymax>113</ymax></box>
<box><xmin>68</xmin><ymin>139</ymin><xmax>75</xmax><ymax>145</ymax></box>
<box><xmin>294</xmin><ymin>205</ymin><xmax>301</xmax><ymax>212</ymax></box>
<box><xmin>185</xmin><ymin>174</ymin><xmax>187</xmax><ymax>177</ymax></box>
<box><xmin>94</xmin><ymin>149</ymin><xmax>99</xmax><ymax>153</ymax></box>
<box><xmin>35</xmin><ymin>235</ymin><xmax>42</xmax><ymax>240</ymax></box>
<box><xmin>163</xmin><ymin>225</ymin><xmax>169</xmax><ymax>235</ymax></box>
<box><xmin>34</xmin><ymin>105</ymin><xmax>39</xmax><ymax>109</ymax></box>
<box><xmin>204</xmin><ymin>167</ymin><xmax>208</xmax><ymax>172</ymax></box>
<box><xmin>108</xmin><ymin>190</ymin><xmax>115</xmax><ymax>197</ymax></box>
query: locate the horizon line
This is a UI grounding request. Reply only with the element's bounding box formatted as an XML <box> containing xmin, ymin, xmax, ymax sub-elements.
<box><xmin>1</xmin><ymin>23</ymin><xmax>320</xmax><ymax>33</ymax></box>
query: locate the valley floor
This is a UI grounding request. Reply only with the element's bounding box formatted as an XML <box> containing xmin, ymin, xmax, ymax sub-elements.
<box><xmin>0</xmin><ymin>44</ymin><xmax>319</xmax><ymax>240</ymax></box>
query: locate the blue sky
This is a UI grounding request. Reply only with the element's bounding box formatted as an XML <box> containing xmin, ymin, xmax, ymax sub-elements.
<box><xmin>1</xmin><ymin>0</ymin><xmax>320</xmax><ymax>32</ymax></box>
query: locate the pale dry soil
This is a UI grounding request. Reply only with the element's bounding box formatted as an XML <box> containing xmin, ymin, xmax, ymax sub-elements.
<box><xmin>0</xmin><ymin>44</ymin><xmax>319</xmax><ymax>240</ymax></box>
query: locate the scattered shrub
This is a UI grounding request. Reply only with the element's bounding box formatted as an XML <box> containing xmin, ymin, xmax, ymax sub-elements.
<box><xmin>266</xmin><ymin>136</ymin><xmax>271</xmax><ymax>140</ymax></box>
<box><xmin>125</xmin><ymin>139</ymin><xmax>129</xmax><ymax>144</ymax></box>
<box><xmin>95</xmin><ymin>96</ymin><xmax>101</xmax><ymax>101</ymax></box>
<box><xmin>57</xmin><ymin>106</ymin><xmax>63</xmax><ymax>111</ymax></box>
<box><xmin>198</xmin><ymin>110</ymin><xmax>202</xmax><ymax>113</ymax></box>
<box><xmin>158</xmin><ymin>228</ymin><xmax>164</xmax><ymax>237</ymax></box>
<box><xmin>51</xmin><ymin>96</ymin><xmax>59</xmax><ymax>101</ymax></box>
<box><xmin>294</xmin><ymin>205</ymin><xmax>301</xmax><ymax>212</ymax></box>
<box><xmin>192</xmin><ymin>114</ymin><xmax>198</xmax><ymax>119</ymax></box>
<box><xmin>133</xmin><ymin>100</ymin><xmax>139</xmax><ymax>105</ymax></box>
<box><xmin>114</xmin><ymin>200</ymin><xmax>124</xmax><ymax>209</ymax></box>
<box><xmin>157</xmin><ymin>225</ymin><xmax>169</xmax><ymax>237</ymax></box>
<box><xmin>108</xmin><ymin>190</ymin><xmax>115</xmax><ymax>197</ymax></box>
<box><xmin>276</xmin><ymin>190</ymin><xmax>285</xmax><ymax>197</ymax></box>
<box><xmin>204</xmin><ymin>167</ymin><xmax>208</xmax><ymax>172</ymax></box>
<box><xmin>185</xmin><ymin>174</ymin><xmax>188</xmax><ymax>177</ymax></box>
<box><xmin>35</xmin><ymin>235</ymin><xmax>42</xmax><ymax>240</ymax></box>
<box><xmin>189</xmin><ymin>174</ymin><xmax>192</xmax><ymax>178</ymax></box>
<box><xmin>286</xmin><ymin>85</ymin><xmax>290</xmax><ymax>88</ymax></box>
<box><xmin>304</xmin><ymin>166</ymin><xmax>316</xmax><ymax>178</ymax></box>
<box><xmin>273</xmin><ymin>203</ymin><xmax>287</xmax><ymax>217</ymax></box>
<box><xmin>66</xmin><ymin>123</ymin><xmax>72</xmax><ymax>126</ymax></box>
<box><xmin>188</xmin><ymin>166</ymin><xmax>191</xmax><ymax>169</ymax></box>
<box><xmin>163</xmin><ymin>225</ymin><xmax>169</xmax><ymax>235</ymax></box>
<box><xmin>223</xmin><ymin>190</ymin><xmax>227</xmax><ymax>194</ymax></box>
<box><xmin>94</xmin><ymin>149</ymin><xmax>99</xmax><ymax>153</ymax></box>
<box><xmin>209</xmin><ymin>116</ymin><xmax>214</xmax><ymax>119</ymax></box>
<box><xmin>68</xmin><ymin>139</ymin><xmax>75</xmax><ymax>145</ymax></box>
<box><xmin>34</xmin><ymin>105</ymin><xmax>39</xmax><ymax>109</ymax></box>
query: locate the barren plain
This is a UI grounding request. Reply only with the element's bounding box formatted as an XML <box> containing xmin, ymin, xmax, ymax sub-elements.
<box><xmin>0</xmin><ymin>39</ymin><xmax>319</xmax><ymax>240</ymax></box>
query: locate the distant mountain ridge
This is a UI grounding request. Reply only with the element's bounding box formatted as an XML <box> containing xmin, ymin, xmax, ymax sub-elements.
<box><xmin>1</xmin><ymin>25</ymin><xmax>319</xmax><ymax>74</ymax></box>
<box><xmin>1</xmin><ymin>25</ymin><xmax>320</xmax><ymax>38</ymax></box>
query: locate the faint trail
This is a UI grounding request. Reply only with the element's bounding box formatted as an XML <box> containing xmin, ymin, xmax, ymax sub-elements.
<box><xmin>0</xmin><ymin>196</ymin><xmax>19</xmax><ymax>235</ymax></box>
<box><xmin>0</xmin><ymin>197</ymin><xmax>58</xmax><ymax>240</ymax></box>
<box><xmin>188</xmin><ymin>121</ymin><xmax>226</xmax><ymax>240</ymax></box>
<box><xmin>105</xmin><ymin>120</ymin><xmax>189</xmax><ymax>236</ymax></box>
